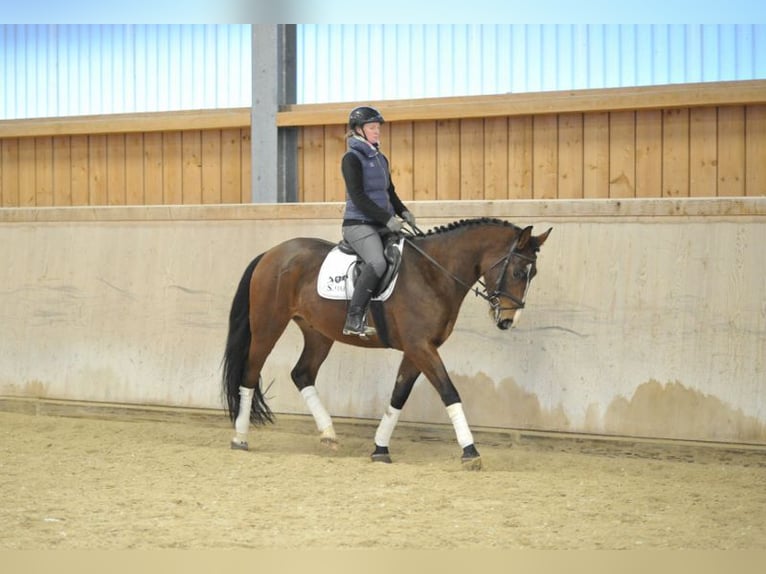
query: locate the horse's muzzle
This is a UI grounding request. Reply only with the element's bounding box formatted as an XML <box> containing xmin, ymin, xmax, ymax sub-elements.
<box><xmin>497</xmin><ymin>318</ymin><xmax>513</xmax><ymax>330</ymax></box>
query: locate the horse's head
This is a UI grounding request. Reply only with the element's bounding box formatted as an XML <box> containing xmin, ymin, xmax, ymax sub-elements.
<box><xmin>483</xmin><ymin>225</ymin><xmax>552</xmax><ymax>329</ymax></box>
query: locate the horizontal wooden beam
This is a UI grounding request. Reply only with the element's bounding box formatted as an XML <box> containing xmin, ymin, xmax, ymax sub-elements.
<box><xmin>2</xmin><ymin>80</ymin><xmax>764</xmax><ymax>138</ymax></box>
<box><xmin>2</xmin><ymin>197</ymin><xmax>765</xmax><ymax>223</ymax></box>
<box><xmin>276</xmin><ymin>80</ymin><xmax>766</xmax><ymax>127</ymax></box>
<box><xmin>0</xmin><ymin>108</ymin><xmax>251</xmax><ymax>139</ymax></box>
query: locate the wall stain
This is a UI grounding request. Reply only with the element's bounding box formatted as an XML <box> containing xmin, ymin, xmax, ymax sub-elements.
<box><xmin>604</xmin><ymin>379</ymin><xmax>766</xmax><ymax>443</ymax></box>
<box><xmin>402</xmin><ymin>371</ymin><xmax>570</xmax><ymax>431</ymax></box>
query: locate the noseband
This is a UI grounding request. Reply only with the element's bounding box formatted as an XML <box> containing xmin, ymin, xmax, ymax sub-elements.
<box><xmin>480</xmin><ymin>237</ymin><xmax>536</xmax><ymax>321</ymax></box>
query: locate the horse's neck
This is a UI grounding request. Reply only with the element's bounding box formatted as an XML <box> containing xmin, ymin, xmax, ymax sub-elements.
<box><xmin>422</xmin><ymin>228</ymin><xmax>505</xmax><ymax>285</ymax></box>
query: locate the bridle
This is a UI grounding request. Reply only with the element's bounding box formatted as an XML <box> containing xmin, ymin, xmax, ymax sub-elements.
<box><xmin>403</xmin><ymin>231</ymin><xmax>537</xmax><ymax>324</ymax></box>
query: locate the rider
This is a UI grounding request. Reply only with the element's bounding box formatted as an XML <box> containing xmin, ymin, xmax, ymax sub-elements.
<box><xmin>341</xmin><ymin>105</ymin><xmax>416</xmax><ymax>337</ymax></box>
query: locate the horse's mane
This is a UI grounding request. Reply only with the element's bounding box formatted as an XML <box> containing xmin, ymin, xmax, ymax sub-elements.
<box><xmin>422</xmin><ymin>217</ymin><xmax>521</xmax><ymax>237</ymax></box>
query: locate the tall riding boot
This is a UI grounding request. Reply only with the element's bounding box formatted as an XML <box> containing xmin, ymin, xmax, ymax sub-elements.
<box><xmin>343</xmin><ymin>264</ymin><xmax>380</xmax><ymax>337</ymax></box>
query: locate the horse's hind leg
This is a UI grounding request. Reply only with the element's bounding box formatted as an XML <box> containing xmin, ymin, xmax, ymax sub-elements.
<box><xmin>291</xmin><ymin>320</ymin><xmax>337</xmax><ymax>448</ymax></box>
<box><xmin>371</xmin><ymin>355</ymin><xmax>421</xmax><ymax>463</ymax></box>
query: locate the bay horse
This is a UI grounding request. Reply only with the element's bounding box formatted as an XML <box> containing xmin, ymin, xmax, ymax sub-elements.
<box><xmin>222</xmin><ymin>218</ymin><xmax>551</xmax><ymax>470</ymax></box>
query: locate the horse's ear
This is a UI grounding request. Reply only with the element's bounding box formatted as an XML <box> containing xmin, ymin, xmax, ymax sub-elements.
<box><xmin>535</xmin><ymin>227</ymin><xmax>553</xmax><ymax>247</ymax></box>
<box><xmin>517</xmin><ymin>226</ymin><xmax>534</xmax><ymax>249</ymax></box>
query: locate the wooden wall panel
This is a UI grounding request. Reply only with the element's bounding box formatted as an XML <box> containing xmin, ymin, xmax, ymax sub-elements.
<box><xmin>718</xmin><ymin>106</ymin><xmax>746</xmax><ymax>197</ymax></box>
<box><xmin>745</xmin><ymin>105</ymin><xmax>766</xmax><ymax>197</ymax></box>
<box><xmin>532</xmin><ymin>115</ymin><xmax>558</xmax><ymax>200</ymax></box>
<box><xmin>389</xmin><ymin>122</ymin><xmax>414</xmax><ymax>201</ymax></box>
<box><xmin>484</xmin><ymin>117</ymin><xmax>509</xmax><ymax>200</ymax></box>
<box><xmin>412</xmin><ymin>121</ymin><xmax>437</xmax><ymax>201</ymax></box>
<box><xmin>583</xmin><ymin>112</ymin><xmax>609</xmax><ymax>199</ymax></box>
<box><xmin>1</xmin><ymin>139</ymin><xmax>20</xmax><ymax>206</ymax></box>
<box><xmin>70</xmin><ymin>135</ymin><xmax>89</xmax><ymax>205</ymax></box>
<box><xmin>460</xmin><ymin>119</ymin><xmax>484</xmax><ymax>200</ymax></box>
<box><xmin>323</xmin><ymin>125</ymin><xmax>346</xmax><ymax>202</ymax></box>
<box><xmin>35</xmin><ymin>137</ymin><xmax>54</xmax><ymax>206</ymax></box>
<box><xmin>107</xmin><ymin>134</ymin><xmax>126</xmax><ymax>205</ymax></box>
<box><xmin>1</xmin><ymin>85</ymin><xmax>763</xmax><ymax>208</ymax></box>
<box><xmin>558</xmin><ymin>113</ymin><xmax>583</xmax><ymax>199</ymax></box>
<box><xmin>689</xmin><ymin>108</ymin><xmax>718</xmax><ymax>197</ymax></box>
<box><xmin>508</xmin><ymin>116</ymin><xmax>533</xmax><ymax>200</ymax></box>
<box><xmin>609</xmin><ymin>111</ymin><xmax>636</xmax><ymax>198</ymax></box>
<box><xmin>662</xmin><ymin>109</ymin><xmax>690</xmax><ymax>197</ymax></box>
<box><xmin>53</xmin><ymin>136</ymin><xmax>72</xmax><ymax>206</ymax></box>
<box><xmin>635</xmin><ymin>110</ymin><xmax>662</xmax><ymax>198</ymax></box>
<box><xmin>125</xmin><ymin>133</ymin><xmax>145</xmax><ymax>205</ymax></box>
<box><xmin>435</xmin><ymin>120</ymin><xmax>460</xmax><ymax>200</ymax></box>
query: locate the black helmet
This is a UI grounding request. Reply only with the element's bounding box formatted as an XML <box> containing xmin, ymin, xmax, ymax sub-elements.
<box><xmin>348</xmin><ymin>106</ymin><xmax>384</xmax><ymax>131</ymax></box>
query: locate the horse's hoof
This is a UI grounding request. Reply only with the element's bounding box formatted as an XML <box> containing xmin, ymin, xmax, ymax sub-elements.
<box><xmin>461</xmin><ymin>455</ymin><xmax>482</xmax><ymax>471</ymax></box>
<box><xmin>320</xmin><ymin>437</ymin><xmax>339</xmax><ymax>451</ymax></box>
<box><xmin>371</xmin><ymin>445</ymin><xmax>392</xmax><ymax>463</ymax></box>
<box><xmin>461</xmin><ymin>444</ymin><xmax>482</xmax><ymax>470</ymax></box>
<box><xmin>230</xmin><ymin>439</ymin><xmax>249</xmax><ymax>451</ymax></box>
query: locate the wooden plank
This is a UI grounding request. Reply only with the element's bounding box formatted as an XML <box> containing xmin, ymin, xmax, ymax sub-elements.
<box><xmin>508</xmin><ymin>116</ymin><xmax>533</xmax><ymax>200</ymax></box>
<box><xmin>201</xmin><ymin>130</ymin><xmax>221</xmax><ymax>204</ymax></box>
<box><xmin>435</xmin><ymin>119</ymin><xmax>460</xmax><ymax>200</ymax></box>
<box><xmin>0</xmin><ymin>108</ymin><xmax>250</xmax><ymax>138</ymax></box>
<box><xmin>34</xmin><ymin>137</ymin><xmax>54</xmax><ymax>206</ymax></box>
<box><xmin>301</xmin><ymin>126</ymin><xmax>326</xmax><ymax>203</ymax></box>
<box><xmin>717</xmin><ymin>106</ymin><xmax>746</xmax><ymax>197</ymax></box>
<box><xmin>608</xmin><ymin>111</ymin><xmax>636</xmax><ymax>198</ymax></box>
<box><xmin>182</xmin><ymin>130</ymin><xmax>203</xmax><ymax>204</ymax></box>
<box><xmin>413</xmin><ymin>121</ymin><xmax>437</xmax><ymax>201</ymax></box>
<box><xmin>459</xmin><ymin>118</ymin><xmax>484</xmax><ymax>200</ymax></box>
<box><xmin>221</xmin><ymin>128</ymin><xmax>243</xmax><ymax>204</ymax></box>
<box><xmin>162</xmin><ymin>131</ymin><xmax>183</xmax><ymax>205</ymax></box>
<box><xmin>583</xmin><ymin>112</ymin><xmax>610</xmax><ymax>198</ymax></box>
<box><xmin>557</xmin><ymin>113</ymin><xmax>583</xmax><ymax>199</ymax></box>
<box><xmin>635</xmin><ymin>110</ymin><xmax>663</xmax><ymax>198</ymax></box>
<box><xmin>689</xmin><ymin>108</ymin><xmax>718</xmax><ymax>197</ymax></box>
<box><xmin>484</xmin><ymin>116</ymin><xmax>509</xmax><ymax>200</ymax></box>
<box><xmin>662</xmin><ymin>108</ymin><xmax>690</xmax><ymax>197</ymax></box>
<box><xmin>107</xmin><ymin>134</ymin><xmax>126</xmax><ymax>205</ymax></box>
<box><xmin>389</xmin><ymin>121</ymin><xmax>414</xmax><ymax>201</ymax></box>
<box><xmin>143</xmin><ymin>132</ymin><xmax>164</xmax><ymax>205</ymax></box>
<box><xmin>70</xmin><ymin>135</ymin><xmax>89</xmax><ymax>206</ymax></box>
<box><xmin>240</xmin><ymin>129</ymin><xmax>251</xmax><ymax>203</ymax></box>
<box><xmin>1</xmin><ymin>139</ymin><xmax>20</xmax><ymax>206</ymax></box>
<box><xmin>52</xmin><ymin>136</ymin><xmax>72</xmax><ymax>206</ymax></box>
<box><xmin>532</xmin><ymin>115</ymin><xmax>558</xmax><ymax>200</ymax></box>
<box><xmin>19</xmin><ymin>139</ymin><xmax>40</xmax><ymax>206</ymax></box>
<box><xmin>88</xmin><ymin>135</ymin><xmax>108</xmax><ymax>205</ymax></box>
<box><xmin>125</xmin><ymin>133</ymin><xmax>145</xmax><ymax>205</ymax></box>
<box><xmin>745</xmin><ymin>105</ymin><xmax>766</xmax><ymax>197</ymax></box>
<box><xmin>323</xmin><ymin>124</ymin><xmax>346</xmax><ymax>203</ymax></box>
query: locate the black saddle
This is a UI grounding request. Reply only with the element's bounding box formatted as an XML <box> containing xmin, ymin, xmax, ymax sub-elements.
<box><xmin>338</xmin><ymin>234</ymin><xmax>403</xmax><ymax>297</ymax></box>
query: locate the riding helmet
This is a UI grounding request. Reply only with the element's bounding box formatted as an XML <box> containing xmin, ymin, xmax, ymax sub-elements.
<box><xmin>348</xmin><ymin>106</ymin><xmax>384</xmax><ymax>131</ymax></box>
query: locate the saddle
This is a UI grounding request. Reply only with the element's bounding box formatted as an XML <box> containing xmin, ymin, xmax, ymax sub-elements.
<box><xmin>317</xmin><ymin>235</ymin><xmax>404</xmax><ymax>301</ymax></box>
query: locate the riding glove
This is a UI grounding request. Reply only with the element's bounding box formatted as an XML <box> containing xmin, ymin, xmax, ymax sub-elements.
<box><xmin>386</xmin><ymin>217</ymin><xmax>404</xmax><ymax>233</ymax></box>
<box><xmin>402</xmin><ymin>211</ymin><xmax>416</xmax><ymax>227</ymax></box>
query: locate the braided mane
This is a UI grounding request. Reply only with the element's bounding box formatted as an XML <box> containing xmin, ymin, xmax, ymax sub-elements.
<box><xmin>423</xmin><ymin>217</ymin><xmax>520</xmax><ymax>237</ymax></box>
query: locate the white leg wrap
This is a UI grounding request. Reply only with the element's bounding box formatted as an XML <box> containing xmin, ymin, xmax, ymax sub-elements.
<box><xmin>374</xmin><ymin>405</ymin><xmax>402</xmax><ymax>447</ymax></box>
<box><xmin>446</xmin><ymin>402</ymin><xmax>474</xmax><ymax>448</ymax></box>
<box><xmin>300</xmin><ymin>386</ymin><xmax>333</xmax><ymax>433</ymax></box>
<box><xmin>234</xmin><ymin>386</ymin><xmax>254</xmax><ymax>443</ymax></box>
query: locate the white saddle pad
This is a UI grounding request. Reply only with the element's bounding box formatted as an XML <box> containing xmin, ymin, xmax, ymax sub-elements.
<box><xmin>316</xmin><ymin>240</ymin><xmax>403</xmax><ymax>301</ymax></box>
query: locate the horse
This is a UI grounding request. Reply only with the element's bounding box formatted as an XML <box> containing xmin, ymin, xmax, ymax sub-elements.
<box><xmin>221</xmin><ymin>217</ymin><xmax>552</xmax><ymax>470</ymax></box>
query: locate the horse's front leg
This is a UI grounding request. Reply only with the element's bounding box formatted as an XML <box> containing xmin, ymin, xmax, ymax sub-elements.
<box><xmin>412</xmin><ymin>345</ymin><xmax>482</xmax><ymax>470</ymax></box>
<box><xmin>371</xmin><ymin>356</ymin><xmax>421</xmax><ymax>463</ymax></box>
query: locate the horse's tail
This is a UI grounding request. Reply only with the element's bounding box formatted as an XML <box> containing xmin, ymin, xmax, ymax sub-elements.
<box><xmin>221</xmin><ymin>254</ymin><xmax>274</xmax><ymax>425</ymax></box>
